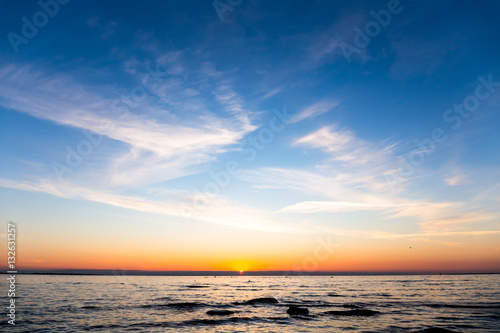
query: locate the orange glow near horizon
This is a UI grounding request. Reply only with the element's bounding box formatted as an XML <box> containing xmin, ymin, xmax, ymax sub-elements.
<box><xmin>2</xmin><ymin>229</ymin><xmax>499</xmax><ymax>273</ymax></box>
<box><xmin>4</xmin><ymin>246</ymin><xmax>500</xmax><ymax>274</ymax></box>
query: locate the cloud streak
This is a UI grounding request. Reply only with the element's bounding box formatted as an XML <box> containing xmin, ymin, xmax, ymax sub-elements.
<box><xmin>0</xmin><ymin>62</ymin><xmax>256</xmax><ymax>188</ymax></box>
<box><xmin>241</xmin><ymin>124</ymin><xmax>498</xmax><ymax>236</ymax></box>
<box><xmin>0</xmin><ymin>177</ymin><xmax>302</xmax><ymax>233</ymax></box>
<box><xmin>290</xmin><ymin>100</ymin><xmax>339</xmax><ymax>123</ymax></box>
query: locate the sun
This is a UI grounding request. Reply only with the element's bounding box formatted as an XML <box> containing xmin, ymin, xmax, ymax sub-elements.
<box><xmin>239</xmin><ymin>270</ymin><xmax>243</xmax><ymax>274</ymax></box>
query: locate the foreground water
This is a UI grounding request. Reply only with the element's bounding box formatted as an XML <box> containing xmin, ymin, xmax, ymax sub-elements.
<box><xmin>1</xmin><ymin>274</ymin><xmax>499</xmax><ymax>332</ymax></box>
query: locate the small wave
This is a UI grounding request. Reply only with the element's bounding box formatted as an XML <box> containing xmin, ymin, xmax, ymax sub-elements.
<box><xmin>359</xmin><ymin>292</ymin><xmax>392</xmax><ymax>297</ymax></box>
<box><xmin>341</xmin><ymin>303</ymin><xmax>365</xmax><ymax>309</ymax></box>
<box><xmin>281</xmin><ymin>301</ymin><xmax>332</xmax><ymax>308</ymax></box>
<box><xmin>164</xmin><ymin>302</ymin><xmax>207</xmax><ymax>307</ymax></box>
<box><xmin>141</xmin><ymin>302</ymin><xmax>207</xmax><ymax>309</ymax></box>
<box><xmin>424</xmin><ymin>303</ymin><xmax>500</xmax><ymax>309</ymax></box>
<box><xmin>413</xmin><ymin>328</ymin><xmax>461</xmax><ymax>333</ymax></box>
<box><xmin>183</xmin><ymin>316</ymin><xmax>263</xmax><ymax>326</ymax></box>
<box><xmin>87</xmin><ymin>316</ymin><xmax>287</xmax><ymax>330</ymax></box>
<box><xmin>235</xmin><ymin>288</ymin><xmax>261</xmax><ymax>291</ymax></box>
<box><xmin>153</xmin><ymin>296</ymin><xmax>174</xmax><ymax>301</ymax></box>
<box><xmin>55</xmin><ymin>305</ymin><xmax>79</xmax><ymax>313</ymax></box>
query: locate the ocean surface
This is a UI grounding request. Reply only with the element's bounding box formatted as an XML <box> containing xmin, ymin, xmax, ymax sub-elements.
<box><xmin>1</xmin><ymin>274</ymin><xmax>499</xmax><ymax>332</ymax></box>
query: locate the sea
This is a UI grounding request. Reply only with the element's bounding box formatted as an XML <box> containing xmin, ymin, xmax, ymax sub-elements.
<box><xmin>1</xmin><ymin>274</ymin><xmax>499</xmax><ymax>332</ymax></box>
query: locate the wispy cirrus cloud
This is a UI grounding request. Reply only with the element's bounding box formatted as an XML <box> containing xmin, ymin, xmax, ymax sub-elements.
<box><xmin>240</xmin><ymin>167</ymin><xmax>385</xmax><ymax>203</ymax></box>
<box><xmin>0</xmin><ymin>61</ymin><xmax>255</xmax><ymax>188</ymax></box>
<box><xmin>445</xmin><ymin>173</ymin><xmax>468</xmax><ymax>186</ymax></box>
<box><xmin>249</xmin><ymin>166</ymin><xmax>497</xmax><ymax>233</ymax></box>
<box><xmin>292</xmin><ymin>125</ymin><xmax>399</xmax><ymax>193</ymax></box>
<box><xmin>270</xmin><ymin>177</ymin><xmax>498</xmax><ymax>234</ymax></box>
<box><xmin>279</xmin><ymin>201</ymin><xmax>399</xmax><ymax>213</ymax></box>
<box><xmin>289</xmin><ymin>100</ymin><xmax>339</xmax><ymax>123</ymax></box>
<box><xmin>320</xmin><ymin>226</ymin><xmax>500</xmax><ymax>239</ymax></box>
<box><xmin>0</xmin><ymin>177</ymin><xmax>302</xmax><ymax>233</ymax></box>
<box><xmin>262</xmin><ymin>87</ymin><xmax>283</xmax><ymax>100</ymax></box>
<box><xmin>240</xmin><ymin>124</ymin><xmax>498</xmax><ymax>235</ymax></box>
<box><xmin>294</xmin><ymin>125</ymin><xmax>395</xmax><ymax>166</ymax></box>
<box><xmin>418</xmin><ymin>212</ymin><xmax>497</xmax><ymax>232</ymax></box>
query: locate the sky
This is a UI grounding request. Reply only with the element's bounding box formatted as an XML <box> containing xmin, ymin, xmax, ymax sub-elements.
<box><xmin>0</xmin><ymin>0</ymin><xmax>499</xmax><ymax>273</ymax></box>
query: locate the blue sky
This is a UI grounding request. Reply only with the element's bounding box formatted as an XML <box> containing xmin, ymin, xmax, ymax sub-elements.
<box><xmin>0</xmin><ymin>0</ymin><xmax>499</xmax><ymax>271</ymax></box>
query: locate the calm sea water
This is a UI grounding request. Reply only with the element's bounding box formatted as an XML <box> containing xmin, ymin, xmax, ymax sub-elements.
<box><xmin>1</xmin><ymin>274</ymin><xmax>499</xmax><ymax>332</ymax></box>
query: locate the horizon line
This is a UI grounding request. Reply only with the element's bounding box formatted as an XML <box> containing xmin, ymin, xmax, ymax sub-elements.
<box><xmin>2</xmin><ymin>269</ymin><xmax>500</xmax><ymax>276</ymax></box>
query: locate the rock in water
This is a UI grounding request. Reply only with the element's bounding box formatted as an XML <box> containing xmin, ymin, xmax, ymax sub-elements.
<box><xmin>287</xmin><ymin>306</ymin><xmax>309</xmax><ymax>315</ymax></box>
<box><xmin>164</xmin><ymin>302</ymin><xmax>204</xmax><ymax>308</ymax></box>
<box><xmin>206</xmin><ymin>310</ymin><xmax>234</xmax><ymax>316</ymax></box>
<box><xmin>246</xmin><ymin>297</ymin><xmax>278</xmax><ymax>305</ymax></box>
<box><xmin>324</xmin><ymin>309</ymin><xmax>379</xmax><ymax>316</ymax></box>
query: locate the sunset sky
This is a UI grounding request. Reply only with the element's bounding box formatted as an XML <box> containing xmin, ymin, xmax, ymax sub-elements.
<box><xmin>0</xmin><ymin>0</ymin><xmax>499</xmax><ymax>273</ymax></box>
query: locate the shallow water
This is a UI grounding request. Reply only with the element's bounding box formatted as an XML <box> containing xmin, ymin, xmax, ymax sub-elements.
<box><xmin>1</xmin><ymin>274</ymin><xmax>499</xmax><ymax>332</ymax></box>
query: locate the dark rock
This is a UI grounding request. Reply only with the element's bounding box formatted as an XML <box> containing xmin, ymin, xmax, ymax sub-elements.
<box><xmin>246</xmin><ymin>297</ymin><xmax>278</xmax><ymax>305</ymax></box>
<box><xmin>287</xmin><ymin>306</ymin><xmax>309</xmax><ymax>315</ymax></box>
<box><xmin>324</xmin><ymin>309</ymin><xmax>380</xmax><ymax>316</ymax></box>
<box><xmin>206</xmin><ymin>310</ymin><xmax>234</xmax><ymax>316</ymax></box>
<box><xmin>186</xmin><ymin>285</ymin><xmax>209</xmax><ymax>288</ymax></box>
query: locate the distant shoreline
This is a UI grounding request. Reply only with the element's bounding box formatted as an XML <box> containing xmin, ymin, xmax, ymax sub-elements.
<box><xmin>1</xmin><ymin>270</ymin><xmax>499</xmax><ymax>276</ymax></box>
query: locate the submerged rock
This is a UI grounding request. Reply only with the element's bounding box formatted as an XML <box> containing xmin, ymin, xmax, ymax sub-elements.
<box><xmin>206</xmin><ymin>310</ymin><xmax>234</xmax><ymax>316</ymax></box>
<box><xmin>246</xmin><ymin>297</ymin><xmax>278</xmax><ymax>305</ymax></box>
<box><xmin>163</xmin><ymin>302</ymin><xmax>205</xmax><ymax>308</ymax></box>
<box><xmin>324</xmin><ymin>309</ymin><xmax>379</xmax><ymax>316</ymax></box>
<box><xmin>287</xmin><ymin>306</ymin><xmax>309</xmax><ymax>315</ymax></box>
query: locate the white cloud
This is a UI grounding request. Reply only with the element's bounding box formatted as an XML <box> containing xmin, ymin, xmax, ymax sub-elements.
<box><xmin>418</xmin><ymin>212</ymin><xmax>497</xmax><ymax>232</ymax></box>
<box><xmin>279</xmin><ymin>201</ymin><xmax>399</xmax><ymax>213</ymax></box>
<box><xmin>0</xmin><ymin>62</ymin><xmax>255</xmax><ymax>188</ymax></box>
<box><xmin>0</xmin><ymin>178</ymin><xmax>304</xmax><ymax>234</ymax></box>
<box><xmin>290</xmin><ymin>100</ymin><xmax>338</xmax><ymax>123</ymax></box>
<box><xmin>241</xmin><ymin>122</ymin><xmax>497</xmax><ymax>236</ymax></box>
<box><xmin>295</xmin><ymin>125</ymin><xmax>352</xmax><ymax>152</ymax></box>
<box><xmin>313</xmin><ymin>225</ymin><xmax>500</xmax><ymax>239</ymax></box>
<box><xmin>262</xmin><ymin>87</ymin><xmax>283</xmax><ymax>100</ymax></box>
<box><xmin>445</xmin><ymin>174</ymin><xmax>467</xmax><ymax>186</ymax></box>
<box><xmin>294</xmin><ymin>125</ymin><xmax>396</xmax><ymax>167</ymax></box>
